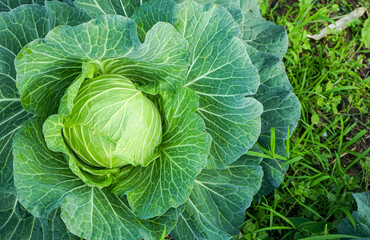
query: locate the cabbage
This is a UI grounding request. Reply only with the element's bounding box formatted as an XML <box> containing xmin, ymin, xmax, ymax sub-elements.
<box><xmin>0</xmin><ymin>1</ymin><xmax>300</xmax><ymax>239</ymax></box>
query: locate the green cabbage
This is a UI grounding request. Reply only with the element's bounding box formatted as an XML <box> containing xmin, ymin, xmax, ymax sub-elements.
<box><xmin>0</xmin><ymin>1</ymin><xmax>300</xmax><ymax>239</ymax></box>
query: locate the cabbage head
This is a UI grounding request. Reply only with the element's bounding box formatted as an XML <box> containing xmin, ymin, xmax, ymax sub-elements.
<box><xmin>0</xmin><ymin>0</ymin><xmax>300</xmax><ymax>240</ymax></box>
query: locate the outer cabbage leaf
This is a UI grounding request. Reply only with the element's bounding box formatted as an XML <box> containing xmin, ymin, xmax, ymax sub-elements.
<box><xmin>175</xmin><ymin>0</ymin><xmax>298</xmax><ymax>187</ymax></box>
<box><xmin>74</xmin><ymin>0</ymin><xmax>147</xmax><ymax>18</ymax></box>
<box><xmin>12</xmin><ymin>117</ymin><xmax>179</xmax><ymax>240</ymax></box>
<box><xmin>239</xmin><ymin>0</ymin><xmax>260</xmax><ymax>18</ymax></box>
<box><xmin>0</xmin><ymin>0</ymin><xmax>44</xmax><ymax>11</ymax></box>
<box><xmin>175</xmin><ymin>1</ymin><xmax>262</xmax><ymax>169</ymax></box>
<box><xmin>202</xmin><ymin>0</ymin><xmax>300</xmax><ymax>197</ymax></box>
<box><xmin>240</xmin><ymin>0</ymin><xmax>288</xmax><ymax>60</ymax></box>
<box><xmin>15</xmin><ymin>15</ymin><xmax>189</xmax><ymax>116</ymax></box>
<box><xmin>0</xmin><ymin>192</ymin><xmax>77</xmax><ymax>240</ymax></box>
<box><xmin>61</xmin><ymin>187</ymin><xmax>179</xmax><ymax>240</ymax></box>
<box><xmin>0</xmin><ymin>4</ymin><xmax>46</xmax><ymax>194</ymax></box>
<box><xmin>0</xmin><ymin>1</ymin><xmax>74</xmax><ymax>12</ymax></box>
<box><xmin>0</xmin><ymin>2</ymin><xmax>90</xmax><ymax>193</ymax></box>
<box><xmin>13</xmin><ymin>117</ymin><xmax>85</xmax><ymax>217</ymax></box>
<box><xmin>245</xmin><ymin>44</ymin><xmax>300</xmax><ymax>196</ymax></box>
<box><xmin>175</xmin><ymin>0</ymin><xmax>243</xmax><ymax>24</ymax></box>
<box><xmin>240</xmin><ymin>0</ymin><xmax>300</xmax><ymax>196</ymax></box>
<box><xmin>131</xmin><ymin>0</ymin><xmax>176</xmax><ymax>42</ymax></box>
<box><xmin>129</xmin><ymin>0</ymin><xmax>263</xmax><ymax>169</ymax></box>
<box><xmin>171</xmin><ymin>145</ymin><xmax>263</xmax><ymax>240</ymax></box>
<box><xmin>338</xmin><ymin>191</ymin><xmax>370</xmax><ymax>239</ymax></box>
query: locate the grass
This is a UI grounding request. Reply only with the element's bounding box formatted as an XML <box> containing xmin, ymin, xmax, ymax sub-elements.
<box><xmin>238</xmin><ymin>0</ymin><xmax>369</xmax><ymax>239</ymax></box>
